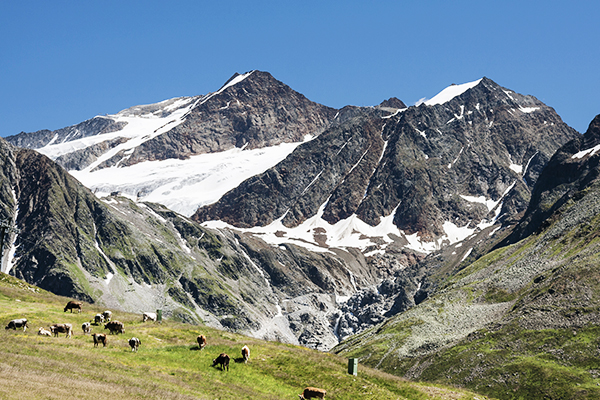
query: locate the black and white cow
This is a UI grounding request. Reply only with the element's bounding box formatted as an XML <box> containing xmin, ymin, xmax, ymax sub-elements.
<box><xmin>129</xmin><ymin>337</ymin><xmax>141</xmax><ymax>352</ymax></box>
<box><xmin>5</xmin><ymin>318</ymin><xmax>28</xmax><ymax>331</ymax></box>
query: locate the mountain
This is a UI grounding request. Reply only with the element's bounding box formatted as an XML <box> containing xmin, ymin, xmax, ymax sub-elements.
<box><xmin>2</xmin><ymin>71</ymin><xmax>580</xmax><ymax>353</ymax></box>
<box><xmin>194</xmin><ymin>77</ymin><xmax>577</xmax><ymax>256</ymax></box>
<box><xmin>333</xmin><ymin>114</ymin><xmax>600</xmax><ymax>399</ymax></box>
<box><xmin>6</xmin><ymin>71</ymin><xmax>337</xmax><ymax>216</ymax></box>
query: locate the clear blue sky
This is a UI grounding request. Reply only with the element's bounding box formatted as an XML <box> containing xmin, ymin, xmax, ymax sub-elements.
<box><xmin>1</xmin><ymin>1</ymin><xmax>598</xmax><ymax>136</ymax></box>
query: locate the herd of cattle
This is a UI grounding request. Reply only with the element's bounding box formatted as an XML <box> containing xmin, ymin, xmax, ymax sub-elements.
<box><xmin>6</xmin><ymin>301</ymin><xmax>146</xmax><ymax>351</ymax></box>
<box><xmin>5</xmin><ymin>301</ymin><xmax>327</xmax><ymax>399</ymax></box>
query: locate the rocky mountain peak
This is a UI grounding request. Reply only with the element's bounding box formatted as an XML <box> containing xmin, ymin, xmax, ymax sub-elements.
<box><xmin>88</xmin><ymin>70</ymin><xmax>337</xmax><ymax>170</ymax></box>
<box><xmin>377</xmin><ymin>97</ymin><xmax>407</xmax><ymax>109</ymax></box>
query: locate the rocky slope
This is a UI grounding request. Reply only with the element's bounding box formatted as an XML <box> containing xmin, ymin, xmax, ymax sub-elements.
<box><xmin>333</xmin><ymin>114</ymin><xmax>600</xmax><ymax>399</ymax></box>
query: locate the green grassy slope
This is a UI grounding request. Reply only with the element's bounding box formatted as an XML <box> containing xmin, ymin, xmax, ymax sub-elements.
<box><xmin>0</xmin><ymin>274</ymin><xmax>488</xmax><ymax>400</ymax></box>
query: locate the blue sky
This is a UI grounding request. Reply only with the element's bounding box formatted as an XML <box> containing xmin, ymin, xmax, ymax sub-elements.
<box><xmin>1</xmin><ymin>1</ymin><xmax>598</xmax><ymax>136</ymax></box>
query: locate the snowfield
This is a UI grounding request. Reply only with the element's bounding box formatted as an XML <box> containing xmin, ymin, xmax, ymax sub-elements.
<box><xmin>70</xmin><ymin>138</ymin><xmax>312</xmax><ymax>216</ymax></box>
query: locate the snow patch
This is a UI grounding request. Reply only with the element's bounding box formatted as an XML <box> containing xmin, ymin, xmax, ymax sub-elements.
<box><xmin>519</xmin><ymin>106</ymin><xmax>540</xmax><ymax>113</ymax></box>
<box><xmin>104</xmin><ymin>272</ymin><xmax>114</xmax><ymax>285</ymax></box>
<box><xmin>509</xmin><ymin>164</ymin><xmax>523</xmax><ymax>174</ymax></box>
<box><xmin>382</xmin><ymin>108</ymin><xmax>406</xmax><ymax>119</ymax></box>
<box><xmin>460</xmin><ymin>248</ymin><xmax>473</xmax><ymax>263</ymax></box>
<box><xmin>424</xmin><ymin>79</ymin><xmax>482</xmax><ymax>106</ymax></box>
<box><xmin>573</xmin><ymin>144</ymin><xmax>600</xmax><ymax>159</ymax></box>
<box><xmin>460</xmin><ymin>194</ymin><xmax>499</xmax><ymax>212</ymax></box>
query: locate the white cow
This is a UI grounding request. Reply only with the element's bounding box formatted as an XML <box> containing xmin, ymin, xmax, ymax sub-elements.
<box><xmin>142</xmin><ymin>312</ymin><xmax>157</xmax><ymax>322</ymax></box>
<box><xmin>38</xmin><ymin>327</ymin><xmax>52</xmax><ymax>336</ymax></box>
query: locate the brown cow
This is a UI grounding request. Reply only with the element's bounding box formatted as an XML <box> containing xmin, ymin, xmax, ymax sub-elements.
<box><xmin>299</xmin><ymin>387</ymin><xmax>327</xmax><ymax>400</ymax></box>
<box><xmin>197</xmin><ymin>334</ymin><xmax>207</xmax><ymax>350</ymax></box>
<box><xmin>92</xmin><ymin>333</ymin><xmax>107</xmax><ymax>347</ymax></box>
<box><xmin>64</xmin><ymin>301</ymin><xmax>82</xmax><ymax>313</ymax></box>
<box><xmin>104</xmin><ymin>320</ymin><xmax>125</xmax><ymax>334</ymax></box>
<box><xmin>241</xmin><ymin>345</ymin><xmax>250</xmax><ymax>363</ymax></box>
<box><xmin>212</xmin><ymin>353</ymin><xmax>230</xmax><ymax>371</ymax></box>
<box><xmin>50</xmin><ymin>323</ymin><xmax>72</xmax><ymax>338</ymax></box>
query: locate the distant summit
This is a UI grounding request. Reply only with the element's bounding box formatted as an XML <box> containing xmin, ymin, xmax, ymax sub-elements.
<box><xmin>377</xmin><ymin>97</ymin><xmax>407</xmax><ymax>109</ymax></box>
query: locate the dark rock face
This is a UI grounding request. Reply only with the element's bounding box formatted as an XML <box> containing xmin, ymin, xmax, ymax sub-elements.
<box><xmin>193</xmin><ymin>109</ymin><xmax>387</xmax><ymax>227</ymax></box>
<box><xmin>194</xmin><ymin>78</ymin><xmax>578</xmax><ymax>242</ymax></box>
<box><xmin>95</xmin><ymin>71</ymin><xmax>338</xmax><ymax>169</ymax></box>
<box><xmin>6</xmin><ymin>71</ymin><xmax>337</xmax><ymax>175</ymax></box>
<box><xmin>504</xmin><ymin>114</ymin><xmax>600</xmax><ymax>243</ymax></box>
<box><xmin>378</xmin><ymin>97</ymin><xmax>407</xmax><ymax>109</ymax></box>
<box><xmin>332</xmin><ymin>113</ymin><xmax>600</xmax><ymax>399</ymax></box>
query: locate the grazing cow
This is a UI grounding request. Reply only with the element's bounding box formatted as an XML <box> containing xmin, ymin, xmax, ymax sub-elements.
<box><xmin>197</xmin><ymin>334</ymin><xmax>207</xmax><ymax>350</ymax></box>
<box><xmin>38</xmin><ymin>327</ymin><xmax>52</xmax><ymax>336</ymax></box>
<box><xmin>241</xmin><ymin>345</ymin><xmax>250</xmax><ymax>363</ymax></box>
<box><xmin>129</xmin><ymin>337</ymin><xmax>141</xmax><ymax>352</ymax></box>
<box><xmin>104</xmin><ymin>320</ymin><xmax>125</xmax><ymax>334</ymax></box>
<box><xmin>92</xmin><ymin>333</ymin><xmax>107</xmax><ymax>347</ymax></box>
<box><xmin>50</xmin><ymin>323</ymin><xmax>73</xmax><ymax>338</ymax></box>
<box><xmin>142</xmin><ymin>312</ymin><xmax>156</xmax><ymax>322</ymax></box>
<box><xmin>212</xmin><ymin>353</ymin><xmax>230</xmax><ymax>371</ymax></box>
<box><xmin>64</xmin><ymin>301</ymin><xmax>82</xmax><ymax>313</ymax></box>
<box><xmin>5</xmin><ymin>318</ymin><xmax>28</xmax><ymax>331</ymax></box>
<box><xmin>299</xmin><ymin>387</ymin><xmax>327</xmax><ymax>400</ymax></box>
<box><xmin>82</xmin><ymin>322</ymin><xmax>91</xmax><ymax>334</ymax></box>
<box><xmin>94</xmin><ymin>314</ymin><xmax>104</xmax><ymax>325</ymax></box>
<box><xmin>102</xmin><ymin>310</ymin><xmax>112</xmax><ymax>322</ymax></box>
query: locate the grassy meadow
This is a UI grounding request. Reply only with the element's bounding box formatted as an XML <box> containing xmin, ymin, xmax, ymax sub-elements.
<box><xmin>0</xmin><ymin>274</ymin><xmax>491</xmax><ymax>399</ymax></box>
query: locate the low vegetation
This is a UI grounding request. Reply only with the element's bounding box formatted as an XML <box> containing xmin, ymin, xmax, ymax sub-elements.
<box><xmin>0</xmin><ymin>274</ymin><xmax>487</xmax><ymax>399</ymax></box>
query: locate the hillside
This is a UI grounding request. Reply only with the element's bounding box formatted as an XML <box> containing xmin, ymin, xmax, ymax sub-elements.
<box><xmin>332</xmin><ymin>115</ymin><xmax>600</xmax><ymax>399</ymax></box>
<box><xmin>0</xmin><ymin>273</ymin><xmax>489</xmax><ymax>400</ymax></box>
